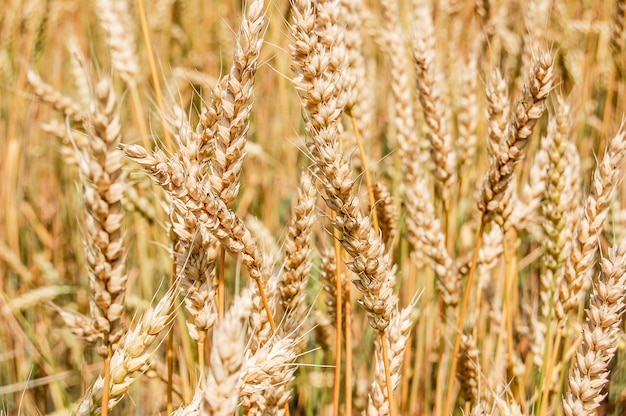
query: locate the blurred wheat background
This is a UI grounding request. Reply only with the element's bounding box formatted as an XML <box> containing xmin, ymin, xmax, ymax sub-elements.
<box><xmin>1</xmin><ymin>0</ymin><xmax>626</xmax><ymax>414</ymax></box>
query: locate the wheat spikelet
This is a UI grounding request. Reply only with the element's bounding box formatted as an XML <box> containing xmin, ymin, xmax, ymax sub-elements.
<box><xmin>27</xmin><ymin>69</ymin><xmax>83</xmax><ymax>121</ymax></box>
<box><xmin>562</xmin><ymin>238</ymin><xmax>626</xmax><ymax>415</ymax></box>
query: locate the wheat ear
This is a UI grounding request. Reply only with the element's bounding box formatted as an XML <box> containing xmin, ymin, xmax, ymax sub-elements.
<box><xmin>479</xmin><ymin>52</ymin><xmax>554</xmax><ymax>226</ymax></box>
<box><xmin>94</xmin><ymin>0</ymin><xmax>139</xmax><ymax>85</ymax></box>
<box><xmin>291</xmin><ymin>0</ymin><xmax>397</xmax><ymax>333</ymax></box>
<box><xmin>412</xmin><ymin>3</ymin><xmax>457</xmax><ymax>198</ymax></box>
<box><xmin>556</xmin><ymin>121</ymin><xmax>626</xmax><ymax>320</ymax></box>
<box><xmin>405</xmin><ymin>176</ymin><xmax>460</xmax><ymax>309</ymax></box>
<box><xmin>366</xmin><ymin>303</ymin><xmax>416</xmax><ymax>416</ymax></box>
<box><xmin>279</xmin><ymin>172</ymin><xmax>317</xmax><ymax>341</ymax></box>
<box><xmin>290</xmin><ymin>1</ymin><xmax>400</xmax><ymax>413</ymax></box>
<box><xmin>125</xmin><ymin>144</ymin><xmax>277</xmax><ymax>331</ymax></box>
<box><xmin>203</xmin><ymin>291</ymin><xmax>252</xmax><ymax>415</ymax></box>
<box><xmin>562</xmin><ymin>238</ymin><xmax>626</xmax><ymax>415</ymax></box>
<box><xmin>240</xmin><ymin>336</ymin><xmax>298</xmax><ymax>415</ymax></box>
<box><xmin>207</xmin><ymin>0</ymin><xmax>266</xmax><ymax>205</ymax></box>
<box><xmin>76</xmin><ymin>289</ymin><xmax>175</xmax><ymax>415</ymax></box>
<box><xmin>532</xmin><ymin>98</ymin><xmax>571</xmax><ymax>367</ymax></box>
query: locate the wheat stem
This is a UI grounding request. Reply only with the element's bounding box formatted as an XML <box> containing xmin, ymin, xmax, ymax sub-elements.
<box><xmin>101</xmin><ymin>348</ymin><xmax>112</xmax><ymax>416</ymax></box>
<box><xmin>198</xmin><ymin>331</ymin><xmax>205</xmax><ymax>389</ymax></box>
<box><xmin>345</xmin><ymin>281</ymin><xmax>353</xmax><ymax>416</ymax></box>
<box><xmin>350</xmin><ymin>110</ymin><xmax>379</xmax><ymax>233</ymax></box>
<box><xmin>443</xmin><ymin>216</ymin><xmax>485</xmax><ymax>416</ymax></box>
<box><xmin>128</xmin><ymin>82</ymin><xmax>150</xmax><ymax>149</ymax></box>
<box><xmin>382</xmin><ymin>333</ymin><xmax>397</xmax><ymax>416</ymax></box>
<box><xmin>332</xmin><ymin>216</ymin><xmax>343</xmax><ymax>416</ymax></box>
<box><xmin>136</xmin><ymin>0</ymin><xmax>172</xmax><ymax>150</ymax></box>
<box><xmin>218</xmin><ymin>247</ymin><xmax>226</xmax><ymax>321</ymax></box>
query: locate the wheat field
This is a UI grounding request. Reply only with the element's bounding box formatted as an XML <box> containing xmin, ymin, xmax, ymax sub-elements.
<box><xmin>1</xmin><ymin>0</ymin><xmax>626</xmax><ymax>414</ymax></box>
